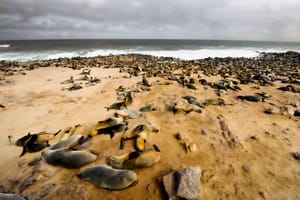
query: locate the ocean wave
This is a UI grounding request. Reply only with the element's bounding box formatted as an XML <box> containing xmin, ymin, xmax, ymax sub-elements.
<box><xmin>0</xmin><ymin>44</ymin><xmax>10</xmax><ymax>48</ymax></box>
<box><xmin>0</xmin><ymin>47</ymin><xmax>299</xmax><ymax>61</ymax></box>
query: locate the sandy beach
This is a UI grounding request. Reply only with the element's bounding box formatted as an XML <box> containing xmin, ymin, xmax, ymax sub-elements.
<box><xmin>0</xmin><ymin>53</ymin><xmax>299</xmax><ymax>199</ymax></box>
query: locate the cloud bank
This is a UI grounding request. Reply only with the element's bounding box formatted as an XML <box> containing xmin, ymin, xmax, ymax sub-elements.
<box><xmin>0</xmin><ymin>0</ymin><xmax>299</xmax><ymax>41</ymax></box>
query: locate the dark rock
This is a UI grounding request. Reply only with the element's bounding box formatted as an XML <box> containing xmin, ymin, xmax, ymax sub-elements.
<box><xmin>294</xmin><ymin>110</ymin><xmax>300</xmax><ymax>117</ymax></box>
<box><xmin>237</xmin><ymin>95</ymin><xmax>261</xmax><ymax>102</ymax></box>
<box><xmin>291</xmin><ymin>152</ymin><xmax>300</xmax><ymax>160</ymax></box>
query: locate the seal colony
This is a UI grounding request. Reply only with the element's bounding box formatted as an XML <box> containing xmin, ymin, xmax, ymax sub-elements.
<box><xmin>0</xmin><ymin>52</ymin><xmax>299</xmax><ymax>199</ymax></box>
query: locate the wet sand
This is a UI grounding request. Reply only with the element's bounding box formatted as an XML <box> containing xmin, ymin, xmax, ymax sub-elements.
<box><xmin>0</xmin><ymin>54</ymin><xmax>299</xmax><ymax>200</ymax></box>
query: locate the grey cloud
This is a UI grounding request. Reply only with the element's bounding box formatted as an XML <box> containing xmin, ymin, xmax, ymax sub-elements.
<box><xmin>0</xmin><ymin>0</ymin><xmax>299</xmax><ymax>41</ymax></box>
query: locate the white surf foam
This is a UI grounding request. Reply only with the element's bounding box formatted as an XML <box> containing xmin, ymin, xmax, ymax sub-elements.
<box><xmin>0</xmin><ymin>47</ymin><xmax>299</xmax><ymax>61</ymax></box>
<box><xmin>0</xmin><ymin>44</ymin><xmax>10</xmax><ymax>48</ymax></box>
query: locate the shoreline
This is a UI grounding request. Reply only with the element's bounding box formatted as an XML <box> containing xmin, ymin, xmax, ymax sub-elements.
<box><xmin>0</xmin><ymin>52</ymin><xmax>299</xmax><ymax>199</ymax></box>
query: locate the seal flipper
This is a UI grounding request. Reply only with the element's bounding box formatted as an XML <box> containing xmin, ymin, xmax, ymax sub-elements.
<box><xmin>153</xmin><ymin>144</ymin><xmax>160</xmax><ymax>152</ymax></box>
<box><xmin>54</xmin><ymin>129</ymin><xmax>62</xmax><ymax>136</ymax></box>
<box><xmin>128</xmin><ymin>151</ymin><xmax>143</xmax><ymax>160</ymax></box>
<box><xmin>20</xmin><ymin>145</ymin><xmax>27</xmax><ymax>157</ymax></box>
<box><xmin>109</xmin><ymin>131</ymin><xmax>115</xmax><ymax>139</ymax></box>
<box><xmin>119</xmin><ymin>138</ymin><xmax>125</xmax><ymax>150</ymax></box>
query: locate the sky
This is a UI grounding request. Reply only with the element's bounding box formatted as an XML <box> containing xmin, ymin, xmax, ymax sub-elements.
<box><xmin>0</xmin><ymin>0</ymin><xmax>300</xmax><ymax>41</ymax></box>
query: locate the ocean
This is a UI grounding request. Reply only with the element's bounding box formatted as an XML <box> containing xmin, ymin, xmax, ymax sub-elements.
<box><xmin>1</xmin><ymin>39</ymin><xmax>300</xmax><ymax>61</ymax></box>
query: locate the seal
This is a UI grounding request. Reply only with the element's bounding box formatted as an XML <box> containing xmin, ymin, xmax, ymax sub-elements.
<box><xmin>77</xmin><ymin>164</ymin><xmax>137</xmax><ymax>190</ymax></box>
<box><xmin>237</xmin><ymin>95</ymin><xmax>261</xmax><ymax>102</ymax></box>
<box><xmin>96</xmin><ymin>117</ymin><xmax>124</xmax><ymax>129</ymax></box>
<box><xmin>60</xmin><ymin>124</ymin><xmax>81</xmax><ymax>141</ymax></box>
<box><xmin>0</xmin><ymin>193</ymin><xmax>26</xmax><ymax>200</ymax></box>
<box><xmin>49</xmin><ymin>134</ymin><xmax>85</xmax><ymax>150</ymax></box>
<box><xmin>42</xmin><ymin>148</ymin><xmax>97</xmax><ymax>168</ymax></box>
<box><xmin>203</xmin><ymin>98</ymin><xmax>225</xmax><ymax>106</ymax></box>
<box><xmin>109</xmin><ymin>145</ymin><xmax>161</xmax><ymax>169</ymax></box>
<box><xmin>105</xmin><ymin>102</ymin><xmax>126</xmax><ymax>111</ymax></box>
<box><xmin>114</xmin><ymin>109</ymin><xmax>142</xmax><ymax>119</ymax></box>
<box><xmin>19</xmin><ymin>136</ymin><xmax>50</xmax><ymax>157</ymax></box>
<box><xmin>9</xmin><ymin>130</ymin><xmax>61</xmax><ymax>147</ymax></box>
<box><xmin>120</xmin><ymin>123</ymin><xmax>159</xmax><ymax>150</ymax></box>
<box><xmin>172</xmin><ymin>102</ymin><xmax>202</xmax><ymax>114</ymax></box>
<box><xmin>139</xmin><ymin>103</ymin><xmax>158</xmax><ymax>112</ymax></box>
<box><xmin>89</xmin><ymin>122</ymin><xmax>128</xmax><ymax>139</ymax></box>
<box><xmin>9</xmin><ymin>130</ymin><xmax>61</xmax><ymax>157</ymax></box>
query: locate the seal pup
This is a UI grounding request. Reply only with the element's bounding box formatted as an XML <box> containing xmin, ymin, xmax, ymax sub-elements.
<box><xmin>120</xmin><ymin>123</ymin><xmax>159</xmax><ymax>150</ymax></box>
<box><xmin>0</xmin><ymin>193</ymin><xmax>26</xmax><ymax>200</ymax></box>
<box><xmin>42</xmin><ymin>148</ymin><xmax>97</xmax><ymax>168</ymax></box>
<box><xmin>77</xmin><ymin>164</ymin><xmax>137</xmax><ymax>190</ymax></box>
<box><xmin>109</xmin><ymin>145</ymin><xmax>161</xmax><ymax>169</ymax></box>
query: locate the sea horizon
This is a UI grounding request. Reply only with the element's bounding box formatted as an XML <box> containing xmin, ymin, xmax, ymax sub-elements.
<box><xmin>1</xmin><ymin>39</ymin><xmax>300</xmax><ymax>62</ymax></box>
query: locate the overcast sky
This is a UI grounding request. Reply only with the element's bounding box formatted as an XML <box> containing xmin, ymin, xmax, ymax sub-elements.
<box><xmin>0</xmin><ymin>0</ymin><xmax>299</xmax><ymax>41</ymax></box>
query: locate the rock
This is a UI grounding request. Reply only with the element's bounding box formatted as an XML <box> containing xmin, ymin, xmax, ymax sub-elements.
<box><xmin>163</xmin><ymin>167</ymin><xmax>202</xmax><ymax>200</ymax></box>
<box><xmin>291</xmin><ymin>152</ymin><xmax>300</xmax><ymax>160</ymax></box>
<box><xmin>294</xmin><ymin>110</ymin><xmax>300</xmax><ymax>117</ymax></box>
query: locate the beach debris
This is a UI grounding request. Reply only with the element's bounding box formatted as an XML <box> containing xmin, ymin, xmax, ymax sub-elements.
<box><xmin>175</xmin><ymin>132</ymin><xmax>197</xmax><ymax>153</ymax></box>
<box><xmin>0</xmin><ymin>104</ymin><xmax>5</xmax><ymax>109</ymax></box>
<box><xmin>109</xmin><ymin>145</ymin><xmax>161</xmax><ymax>169</ymax></box>
<box><xmin>77</xmin><ymin>164</ymin><xmax>137</xmax><ymax>190</ymax></box>
<box><xmin>163</xmin><ymin>167</ymin><xmax>202</xmax><ymax>200</ymax></box>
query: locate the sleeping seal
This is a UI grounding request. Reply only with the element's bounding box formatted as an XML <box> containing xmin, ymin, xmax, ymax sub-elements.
<box><xmin>0</xmin><ymin>193</ymin><xmax>26</xmax><ymax>200</ymax></box>
<box><xmin>109</xmin><ymin>145</ymin><xmax>161</xmax><ymax>169</ymax></box>
<box><xmin>77</xmin><ymin>164</ymin><xmax>137</xmax><ymax>190</ymax></box>
<box><xmin>42</xmin><ymin>148</ymin><xmax>97</xmax><ymax>168</ymax></box>
<box><xmin>49</xmin><ymin>134</ymin><xmax>85</xmax><ymax>150</ymax></box>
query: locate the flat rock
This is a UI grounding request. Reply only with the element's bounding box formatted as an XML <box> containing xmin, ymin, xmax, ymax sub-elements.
<box><xmin>163</xmin><ymin>167</ymin><xmax>202</xmax><ymax>200</ymax></box>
